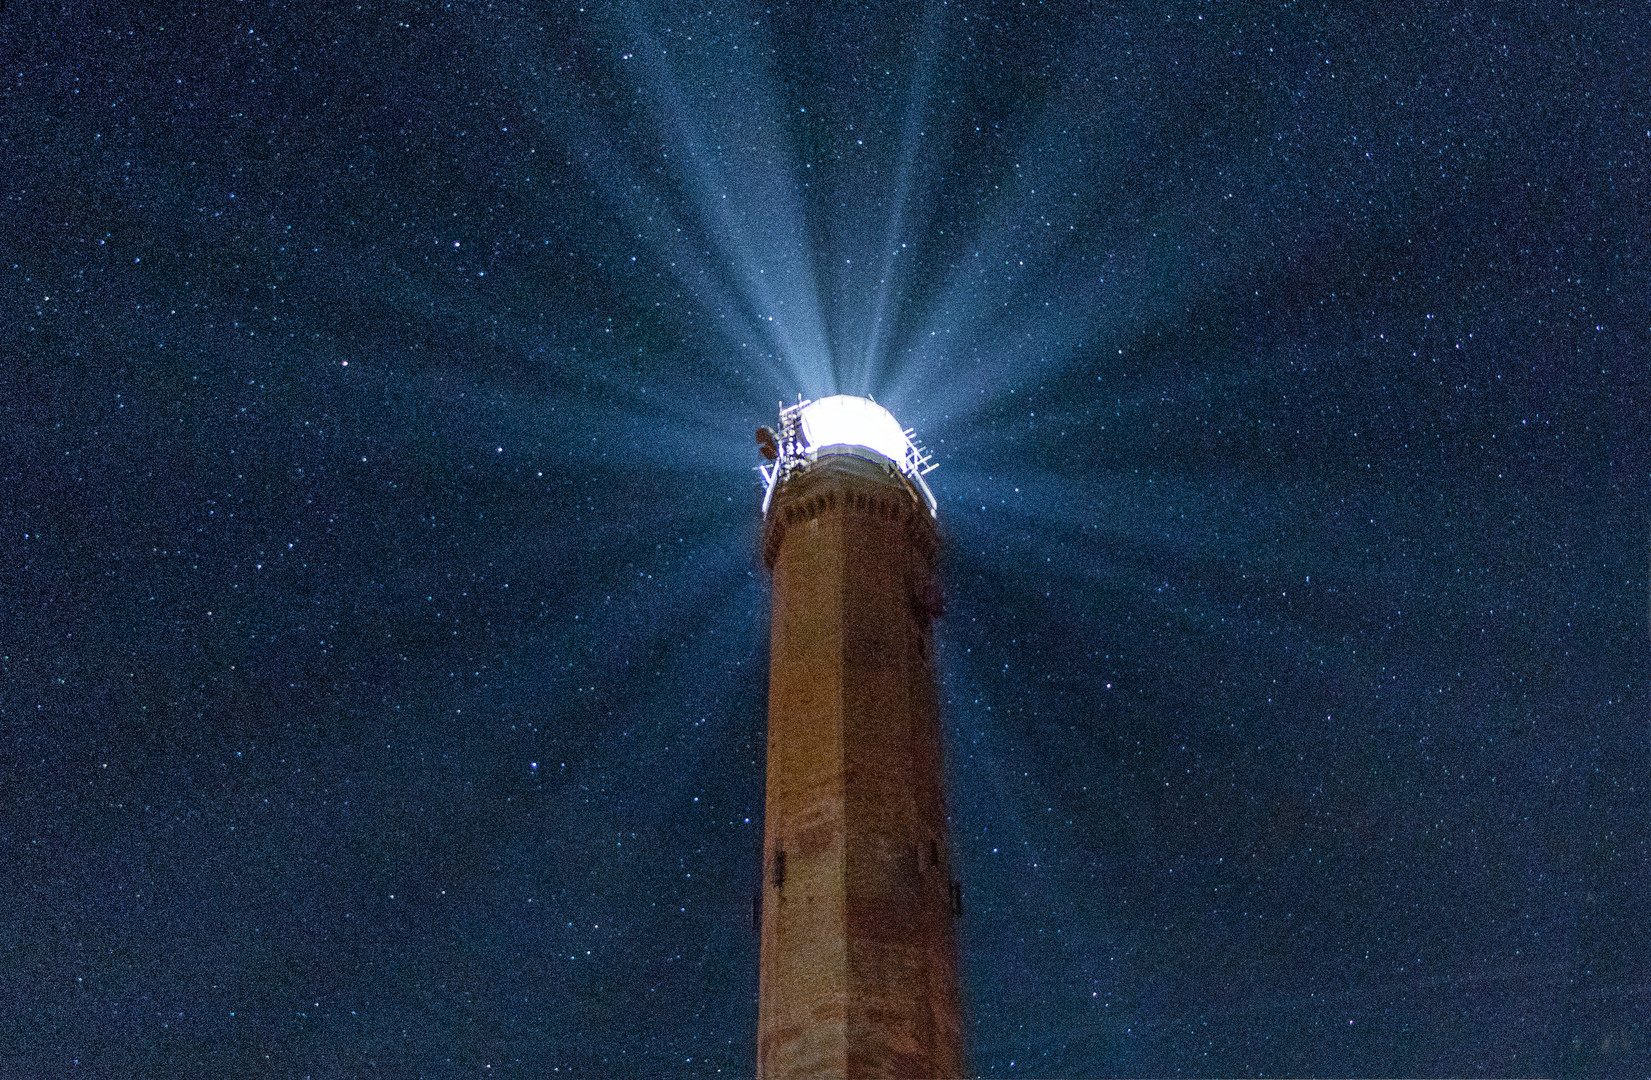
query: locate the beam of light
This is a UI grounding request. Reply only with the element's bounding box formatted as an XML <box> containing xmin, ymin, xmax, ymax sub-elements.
<box><xmin>487</xmin><ymin>3</ymin><xmax>845</xmax><ymax>400</ymax></box>
<box><xmin>509</xmin><ymin>1</ymin><xmax>1213</xmax><ymax>459</ymax></box>
<box><xmin>600</xmin><ymin>3</ymin><xmax>840</xmax><ymax>397</ymax></box>
<box><xmin>519</xmin><ymin>67</ymin><xmax>808</xmax><ymax>393</ymax></box>
<box><xmin>855</xmin><ymin>0</ymin><xmax>947</xmax><ymax>398</ymax></box>
<box><xmin>857</xmin><ymin>44</ymin><xmax>1275</xmax><ymax>445</ymax></box>
<box><xmin>876</xmin><ymin>141</ymin><xmax>1184</xmax><ymax>435</ymax></box>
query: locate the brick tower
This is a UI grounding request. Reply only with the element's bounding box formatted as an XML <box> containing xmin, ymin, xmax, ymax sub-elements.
<box><xmin>755</xmin><ymin>396</ymin><xmax>964</xmax><ymax>1080</ymax></box>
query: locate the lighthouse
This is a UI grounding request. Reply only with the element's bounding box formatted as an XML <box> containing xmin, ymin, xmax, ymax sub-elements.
<box><xmin>755</xmin><ymin>396</ymin><xmax>965</xmax><ymax>1079</ymax></box>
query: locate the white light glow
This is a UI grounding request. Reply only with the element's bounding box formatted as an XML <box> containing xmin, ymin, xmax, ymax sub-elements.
<box><xmin>798</xmin><ymin>395</ymin><xmax>911</xmax><ymax>465</ymax></box>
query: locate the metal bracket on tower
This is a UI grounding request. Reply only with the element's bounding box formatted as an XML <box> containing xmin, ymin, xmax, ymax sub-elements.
<box><xmin>759</xmin><ymin>397</ymin><xmax>812</xmax><ymax>517</ymax></box>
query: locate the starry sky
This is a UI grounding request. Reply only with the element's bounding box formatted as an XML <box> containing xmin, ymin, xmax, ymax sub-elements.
<box><xmin>4</xmin><ymin>1</ymin><xmax>1648</xmax><ymax>1076</ymax></box>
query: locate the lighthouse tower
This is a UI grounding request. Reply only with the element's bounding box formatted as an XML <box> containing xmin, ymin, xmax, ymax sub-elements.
<box><xmin>755</xmin><ymin>396</ymin><xmax>964</xmax><ymax>1080</ymax></box>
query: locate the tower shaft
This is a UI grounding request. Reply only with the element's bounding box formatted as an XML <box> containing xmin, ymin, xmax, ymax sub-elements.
<box><xmin>759</xmin><ymin>454</ymin><xmax>963</xmax><ymax>1080</ymax></box>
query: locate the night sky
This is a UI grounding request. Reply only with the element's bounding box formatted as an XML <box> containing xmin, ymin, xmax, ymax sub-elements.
<box><xmin>4</xmin><ymin>1</ymin><xmax>1648</xmax><ymax>1076</ymax></box>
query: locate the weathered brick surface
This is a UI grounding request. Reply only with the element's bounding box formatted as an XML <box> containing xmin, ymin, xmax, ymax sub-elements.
<box><xmin>759</xmin><ymin>454</ymin><xmax>964</xmax><ymax>1080</ymax></box>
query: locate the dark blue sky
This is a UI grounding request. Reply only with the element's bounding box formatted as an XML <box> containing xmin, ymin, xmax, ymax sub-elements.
<box><xmin>4</xmin><ymin>1</ymin><xmax>1647</xmax><ymax>1076</ymax></box>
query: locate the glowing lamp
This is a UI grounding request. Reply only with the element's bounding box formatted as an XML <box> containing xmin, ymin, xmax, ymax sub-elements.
<box><xmin>798</xmin><ymin>395</ymin><xmax>912</xmax><ymax>466</ymax></box>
